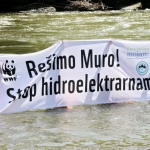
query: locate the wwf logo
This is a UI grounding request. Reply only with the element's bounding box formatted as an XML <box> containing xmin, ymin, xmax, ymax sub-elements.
<box><xmin>1</xmin><ymin>60</ymin><xmax>17</xmax><ymax>82</ymax></box>
<box><xmin>2</xmin><ymin>60</ymin><xmax>16</xmax><ymax>76</ymax></box>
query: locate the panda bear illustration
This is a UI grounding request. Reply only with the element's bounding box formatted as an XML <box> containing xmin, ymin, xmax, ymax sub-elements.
<box><xmin>2</xmin><ymin>60</ymin><xmax>16</xmax><ymax>76</ymax></box>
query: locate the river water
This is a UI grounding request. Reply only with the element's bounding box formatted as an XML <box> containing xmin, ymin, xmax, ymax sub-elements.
<box><xmin>1</xmin><ymin>10</ymin><xmax>150</xmax><ymax>149</ymax></box>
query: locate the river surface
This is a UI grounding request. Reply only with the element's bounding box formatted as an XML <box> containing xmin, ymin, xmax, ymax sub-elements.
<box><xmin>1</xmin><ymin>10</ymin><xmax>150</xmax><ymax>149</ymax></box>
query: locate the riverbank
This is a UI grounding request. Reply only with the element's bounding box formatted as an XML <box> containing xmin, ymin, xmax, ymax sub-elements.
<box><xmin>0</xmin><ymin>1</ymin><xmax>106</xmax><ymax>12</ymax></box>
<box><xmin>0</xmin><ymin>0</ymin><xmax>149</xmax><ymax>12</ymax></box>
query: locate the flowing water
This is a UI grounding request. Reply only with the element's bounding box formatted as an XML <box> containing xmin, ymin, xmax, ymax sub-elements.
<box><xmin>1</xmin><ymin>10</ymin><xmax>150</xmax><ymax>149</ymax></box>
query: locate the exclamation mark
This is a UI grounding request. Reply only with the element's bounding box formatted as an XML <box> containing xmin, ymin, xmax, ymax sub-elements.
<box><xmin>116</xmin><ymin>49</ymin><xmax>120</xmax><ymax>67</ymax></box>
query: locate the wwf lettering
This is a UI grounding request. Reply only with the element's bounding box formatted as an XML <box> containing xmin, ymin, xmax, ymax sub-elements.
<box><xmin>1</xmin><ymin>60</ymin><xmax>17</xmax><ymax>82</ymax></box>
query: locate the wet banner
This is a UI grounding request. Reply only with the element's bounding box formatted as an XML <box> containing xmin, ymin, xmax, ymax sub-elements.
<box><xmin>1</xmin><ymin>39</ymin><xmax>150</xmax><ymax>113</ymax></box>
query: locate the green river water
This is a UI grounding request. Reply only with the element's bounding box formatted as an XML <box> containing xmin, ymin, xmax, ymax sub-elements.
<box><xmin>1</xmin><ymin>10</ymin><xmax>150</xmax><ymax>149</ymax></box>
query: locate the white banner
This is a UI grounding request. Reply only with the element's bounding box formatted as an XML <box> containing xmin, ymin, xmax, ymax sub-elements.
<box><xmin>1</xmin><ymin>39</ymin><xmax>150</xmax><ymax>113</ymax></box>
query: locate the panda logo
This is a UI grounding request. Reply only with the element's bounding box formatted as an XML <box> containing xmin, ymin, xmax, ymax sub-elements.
<box><xmin>2</xmin><ymin>60</ymin><xmax>16</xmax><ymax>76</ymax></box>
